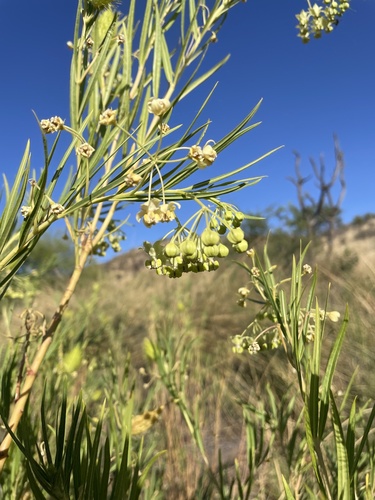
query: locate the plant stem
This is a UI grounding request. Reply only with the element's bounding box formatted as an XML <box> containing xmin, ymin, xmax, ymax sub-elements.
<box><xmin>0</xmin><ymin>246</ymin><xmax>91</xmax><ymax>474</ymax></box>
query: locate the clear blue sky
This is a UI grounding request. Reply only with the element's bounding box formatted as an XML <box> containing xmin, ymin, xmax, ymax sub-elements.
<box><xmin>0</xmin><ymin>0</ymin><xmax>374</xmax><ymax>250</ymax></box>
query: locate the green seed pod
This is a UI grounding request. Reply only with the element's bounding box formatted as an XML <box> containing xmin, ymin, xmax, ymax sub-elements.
<box><xmin>234</xmin><ymin>240</ymin><xmax>249</xmax><ymax>253</ymax></box>
<box><xmin>164</xmin><ymin>242</ymin><xmax>180</xmax><ymax>258</ymax></box>
<box><xmin>201</xmin><ymin>228</ymin><xmax>220</xmax><ymax>246</ymax></box>
<box><xmin>180</xmin><ymin>239</ymin><xmax>197</xmax><ymax>256</ymax></box>
<box><xmin>218</xmin><ymin>243</ymin><xmax>229</xmax><ymax>258</ymax></box>
<box><xmin>203</xmin><ymin>244</ymin><xmax>219</xmax><ymax>257</ymax></box>
<box><xmin>227</xmin><ymin>227</ymin><xmax>245</xmax><ymax>244</ymax></box>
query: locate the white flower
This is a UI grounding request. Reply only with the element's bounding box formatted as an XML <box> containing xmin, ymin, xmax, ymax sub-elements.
<box><xmin>147</xmin><ymin>97</ymin><xmax>171</xmax><ymax>116</ymax></box>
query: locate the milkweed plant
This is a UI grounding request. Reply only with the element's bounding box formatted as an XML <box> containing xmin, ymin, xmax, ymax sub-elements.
<box><xmin>0</xmin><ymin>0</ymin><xmax>360</xmax><ymax>497</ymax></box>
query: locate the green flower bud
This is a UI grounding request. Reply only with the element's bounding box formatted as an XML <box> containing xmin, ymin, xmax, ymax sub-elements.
<box><xmin>209</xmin><ymin>218</ymin><xmax>220</xmax><ymax>230</ymax></box>
<box><xmin>224</xmin><ymin>210</ymin><xmax>233</xmax><ymax>220</ymax></box>
<box><xmin>234</xmin><ymin>240</ymin><xmax>249</xmax><ymax>253</ymax></box>
<box><xmin>217</xmin><ymin>224</ymin><xmax>227</xmax><ymax>235</ymax></box>
<box><xmin>164</xmin><ymin>242</ymin><xmax>180</xmax><ymax>258</ymax></box>
<box><xmin>180</xmin><ymin>239</ymin><xmax>197</xmax><ymax>256</ymax></box>
<box><xmin>234</xmin><ymin>211</ymin><xmax>245</xmax><ymax>222</ymax></box>
<box><xmin>218</xmin><ymin>243</ymin><xmax>229</xmax><ymax>258</ymax></box>
<box><xmin>201</xmin><ymin>228</ymin><xmax>220</xmax><ymax>246</ymax></box>
<box><xmin>227</xmin><ymin>228</ymin><xmax>245</xmax><ymax>244</ymax></box>
<box><xmin>172</xmin><ymin>256</ymin><xmax>184</xmax><ymax>266</ymax></box>
<box><xmin>151</xmin><ymin>258</ymin><xmax>162</xmax><ymax>269</ymax></box>
<box><xmin>185</xmin><ymin>251</ymin><xmax>198</xmax><ymax>261</ymax></box>
<box><xmin>203</xmin><ymin>244</ymin><xmax>219</xmax><ymax>257</ymax></box>
<box><xmin>211</xmin><ymin>260</ymin><xmax>220</xmax><ymax>270</ymax></box>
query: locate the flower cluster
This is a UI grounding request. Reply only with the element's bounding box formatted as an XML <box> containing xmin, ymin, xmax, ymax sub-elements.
<box><xmin>136</xmin><ymin>199</ymin><xmax>180</xmax><ymax>228</ymax></box>
<box><xmin>76</xmin><ymin>142</ymin><xmax>95</xmax><ymax>158</ymax></box>
<box><xmin>20</xmin><ymin>206</ymin><xmax>32</xmax><ymax>220</ymax></box>
<box><xmin>296</xmin><ymin>0</ymin><xmax>350</xmax><ymax>43</ymax></box>
<box><xmin>91</xmin><ymin>226</ymin><xmax>126</xmax><ymax>257</ymax></box>
<box><xmin>188</xmin><ymin>142</ymin><xmax>217</xmax><ymax>169</ymax></box>
<box><xmin>99</xmin><ymin>108</ymin><xmax>117</xmax><ymax>126</ymax></box>
<box><xmin>231</xmin><ymin>329</ymin><xmax>281</xmax><ymax>354</ymax></box>
<box><xmin>124</xmin><ymin>168</ymin><xmax>142</xmax><ymax>188</ymax></box>
<box><xmin>40</xmin><ymin>116</ymin><xmax>65</xmax><ymax>134</ymax></box>
<box><xmin>142</xmin><ymin>211</ymin><xmax>249</xmax><ymax>278</ymax></box>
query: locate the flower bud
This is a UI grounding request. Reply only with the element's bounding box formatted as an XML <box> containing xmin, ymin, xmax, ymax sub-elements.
<box><xmin>201</xmin><ymin>228</ymin><xmax>220</xmax><ymax>246</ymax></box>
<box><xmin>227</xmin><ymin>228</ymin><xmax>245</xmax><ymax>244</ymax></box>
<box><xmin>147</xmin><ymin>97</ymin><xmax>171</xmax><ymax>116</ymax></box>
<box><xmin>218</xmin><ymin>243</ymin><xmax>229</xmax><ymax>258</ymax></box>
<box><xmin>234</xmin><ymin>240</ymin><xmax>249</xmax><ymax>253</ymax></box>
<box><xmin>203</xmin><ymin>245</ymin><xmax>219</xmax><ymax>257</ymax></box>
<box><xmin>180</xmin><ymin>239</ymin><xmax>197</xmax><ymax>256</ymax></box>
<box><xmin>164</xmin><ymin>242</ymin><xmax>180</xmax><ymax>258</ymax></box>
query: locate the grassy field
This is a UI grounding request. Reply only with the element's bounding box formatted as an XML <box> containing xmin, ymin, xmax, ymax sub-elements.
<box><xmin>1</xmin><ymin>219</ymin><xmax>375</xmax><ymax>498</ymax></box>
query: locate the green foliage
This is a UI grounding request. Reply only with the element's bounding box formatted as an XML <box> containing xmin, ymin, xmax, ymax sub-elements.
<box><xmin>231</xmin><ymin>245</ymin><xmax>375</xmax><ymax>497</ymax></box>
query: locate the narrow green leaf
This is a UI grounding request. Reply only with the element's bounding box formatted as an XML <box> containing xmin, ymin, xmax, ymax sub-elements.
<box><xmin>160</xmin><ymin>30</ymin><xmax>174</xmax><ymax>83</ymax></box>
<box><xmin>303</xmin><ymin>405</ymin><xmax>327</xmax><ymax>495</ymax></box>
<box><xmin>69</xmin><ymin>0</ymin><xmax>83</xmax><ymax>131</ymax></box>
<box><xmin>353</xmin><ymin>402</ymin><xmax>375</xmax><ymax>473</ymax></box>
<box><xmin>179</xmin><ymin>55</ymin><xmax>230</xmax><ymax>101</ymax></box>
<box><xmin>282</xmin><ymin>474</ymin><xmax>296</xmax><ymax>500</ymax></box>
<box><xmin>309</xmin><ymin>300</ymin><xmax>322</xmax><ymax>439</ymax></box>
<box><xmin>40</xmin><ymin>388</ymin><xmax>53</xmax><ymax>467</ymax></box>
<box><xmin>346</xmin><ymin>397</ymin><xmax>356</xmax><ymax>478</ymax></box>
<box><xmin>331</xmin><ymin>391</ymin><xmax>351</xmax><ymax>500</ymax></box>
<box><xmin>319</xmin><ymin>306</ymin><xmax>349</xmax><ymax>439</ymax></box>
<box><xmin>78</xmin><ymin>14</ymin><xmax>116</xmax><ymax>118</ymax></box>
<box><xmin>152</xmin><ymin>1</ymin><xmax>162</xmax><ymax>98</ymax></box>
<box><xmin>0</xmin><ymin>142</ymin><xmax>30</xmax><ymax>255</ymax></box>
<box><xmin>138</xmin><ymin>0</ymin><xmax>153</xmax><ymax>65</ymax></box>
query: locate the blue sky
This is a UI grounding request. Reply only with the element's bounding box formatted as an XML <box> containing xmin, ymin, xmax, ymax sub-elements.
<box><xmin>0</xmin><ymin>0</ymin><xmax>374</xmax><ymax>250</ymax></box>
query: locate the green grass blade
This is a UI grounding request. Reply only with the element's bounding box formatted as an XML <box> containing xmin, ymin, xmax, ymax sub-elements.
<box><xmin>282</xmin><ymin>474</ymin><xmax>296</xmax><ymax>500</ymax></box>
